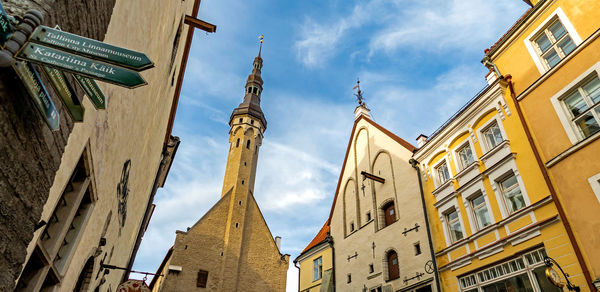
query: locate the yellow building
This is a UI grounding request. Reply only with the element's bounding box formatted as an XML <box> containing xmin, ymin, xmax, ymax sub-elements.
<box><xmin>294</xmin><ymin>221</ymin><xmax>334</xmax><ymax>292</ymax></box>
<box><xmin>413</xmin><ymin>71</ymin><xmax>589</xmax><ymax>291</ymax></box>
<box><xmin>483</xmin><ymin>0</ymin><xmax>600</xmax><ymax>290</ymax></box>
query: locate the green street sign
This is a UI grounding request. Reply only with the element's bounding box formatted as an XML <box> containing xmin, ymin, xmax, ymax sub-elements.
<box><xmin>18</xmin><ymin>43</ymin><xmax>147</xmax><ymax>88</ymax></box>
<box><xmin>30</xmin><ymin>25</ymin><xmax>153</xmax><ymax>71</ymax></box>
<box><xmin>74</xmin><ymin>74</ymin><xmax>106</xmax><ymax>110</ymax></box>
<box><xmin>0</xmin><ymin>3</ymin><xmax>13</xmax><ymax>47</ymax></box>
<box><xmin>40</xmin><ymin>66</ymin><xmax>85</xmax><ymax>121</ymax></box>
<box><xmin>13</xmin><ymin>61</ymin><xmax>60</xmax><ymax>130</ymax></box>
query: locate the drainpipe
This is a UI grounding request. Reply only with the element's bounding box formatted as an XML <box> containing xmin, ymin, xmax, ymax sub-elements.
<box><xmin>293</xmin><ymin>260</ymin><xmax>300</xmax><ymax>292</ymax></box>
<box><xmin>329</xmin><ymin>235</ymin><xmax>335</xmax><ymax>292</ymax></box>
<box><xmin>409</xmin><ymin>158</ymin><xmax>441</xmax><ymax>292</ymax></box>
<box><xmin>502</xmin><ymin>74</ymin><xmax>595</xmax><ymax>291</ymax></box>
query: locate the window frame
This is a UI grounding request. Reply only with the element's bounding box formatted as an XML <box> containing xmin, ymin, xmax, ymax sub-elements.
<box><xmin>588</xmin><ymin>172</ymin><xmax>600</xmax><ymax>205</ymax></box>
<box><xmin>454</xmin><ymin>141</ymin><xmax>476</xmax><ymax>172</ymax></box>
<box><xmin>550</xmin><ymin>63</ymin><xmax>600</xmax><ymax>144</ymax></box>
<box><xmin>560</xmin><ymin>75</ymin><xmax>600</xmax><ymax>139</ymax></box>
<box><xmin>531</xmin><ymin>18</ymin><xmax>575</xmax><ymax>70</ymax></box>
<box><xmin>434</xmin><ymin>159</ymin><xmax>451</xmax><ymax>186</ymax></box>
<box><xmin>469</xmin><ymin>192</ymin><xmax>492</xmax><ymax>231</ymax></box>
<box><xmin>481</xmin><ymin>121</ymin><xmax>504</xmax><ymax>151</ymax></box>
<box><xmin>524</xmin><ymin>7</ymin><xmax>582</xmax><ymax>74</ymax></box>
<box><xmin>446</xmin><ymin>208</ymin><xmax>464</xmax><ymax>243</ymax></box>
<box><xmin>312</xmin><ymin>256</ymin><xmax>323</xmax><ymax>281</ymax></box>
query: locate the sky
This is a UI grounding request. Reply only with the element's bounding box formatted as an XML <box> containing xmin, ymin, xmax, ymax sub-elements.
<box><xmin>132</xmin><ymin>0</ymin><xmax>529</xmax><ymax>290</ymax></box>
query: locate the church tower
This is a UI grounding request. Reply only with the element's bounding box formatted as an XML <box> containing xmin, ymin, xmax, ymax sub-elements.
<box><xmin>151</xmin><ymin>39</ymin><xmax>289</xmax><ymax>292</ymax></box>
<box><xmin>221</xmin><ymin>38</ymin><xmax>267</xmax><ymax>197</ymax></box>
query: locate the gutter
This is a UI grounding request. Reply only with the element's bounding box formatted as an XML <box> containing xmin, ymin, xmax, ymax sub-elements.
<box><xmin>409</xmin><ymin>158</ymin><xmax>441</xmax><ymax>292</ymax></box>
<box><xmin>504</xmin><ymin>74</ymin><xmax>595</xmax><ymax>291</ymax></box>
<box><xmin>293</xmin><ymin>260</ymin><xmax>300</xmax><ymax>292</ymax></box>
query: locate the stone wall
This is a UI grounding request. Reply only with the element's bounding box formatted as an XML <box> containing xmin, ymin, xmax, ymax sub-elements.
<box><xmin>0</xmin><ymin>1</ymin><xmax>115</xmax><ymax>291</ymax></box>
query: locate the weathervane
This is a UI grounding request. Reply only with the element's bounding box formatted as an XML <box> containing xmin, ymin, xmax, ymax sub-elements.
<box><xmin>353</xmin><ymin>78</ymin><xmax>365</xmax><ymax>106</ymax></box>
<box><xmin>258</xmin><ymin>34</ymin><xmax>264</xmax><ymax>56</ymax></box>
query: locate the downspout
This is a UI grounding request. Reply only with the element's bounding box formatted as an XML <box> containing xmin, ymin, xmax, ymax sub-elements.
<box><xmin>293</xmin><ymin>260</ymin><xmax>300</xmax><ymax>292</ymax></box>
<box><xmin>503</xmin><ymin>74</ymin><xmax>595</xmax><ymax>290</ymax></box>
<box><xmin>409</xmin><ymin>159</ymin><xmax>441</xmax><ymax>292</ymax></box>
<box><xmin>329</xmin><ymin>235</ymin><xmax>335</xmax><ymax>292</ymax></box>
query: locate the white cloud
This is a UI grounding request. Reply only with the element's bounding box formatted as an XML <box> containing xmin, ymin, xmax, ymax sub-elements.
<box><xmin>294</xmin><ymin>0</ymin><xmax>527</xmax><ymax>66</ymax></box>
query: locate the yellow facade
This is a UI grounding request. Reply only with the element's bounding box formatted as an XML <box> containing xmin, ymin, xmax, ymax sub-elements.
<box><xmin>487</xmin><ymin>0</ymin><xmax>600</xmax><ymax>290</ymax></box>
<box><xmin>413</xmin><ymin>75</ymin><xmax>589</xmax><ymax>291</ymax></box>
<box><xmin>297</xmin><ymin>243</ymin><xmax>333</xmax><ymax>292</ymax></box>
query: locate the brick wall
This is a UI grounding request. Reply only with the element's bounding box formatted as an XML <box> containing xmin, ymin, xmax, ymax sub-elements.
<box><xmin>0</xmin><ymin>1</ymin><xmax>115</xmax><ymax>290</ymax></box>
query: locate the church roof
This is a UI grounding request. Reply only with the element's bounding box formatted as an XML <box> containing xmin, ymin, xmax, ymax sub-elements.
<box><xmin>300</xmin><ymin>219</ymin><xmax>330</xmax><ymax>254</ymax></box>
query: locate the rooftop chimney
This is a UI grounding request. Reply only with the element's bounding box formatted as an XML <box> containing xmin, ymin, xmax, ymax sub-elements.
<box><xmin>416</xmin><ymin>134</ymin><xmax>428</xmax><ymax>148</ymax></box>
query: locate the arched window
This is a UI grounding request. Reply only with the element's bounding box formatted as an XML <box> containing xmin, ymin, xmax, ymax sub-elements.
<box><xmin>236</xmin><ymin>138</ymin><xmax>240</xmax><ymax>147</ymax></box>
<box><xmin>387</xmin><ymin>250</ymin><xmax>399</xmax><ymax>280</ymax></box>
<box><xmin>382</xmin><ymin>201</ymin><xmax>396</xmax><ymax>227</ymax></box>
<box><xmin>246</xmin><ymin>140</ymin><xmax>250</xmax><ymax>149</ymax></box>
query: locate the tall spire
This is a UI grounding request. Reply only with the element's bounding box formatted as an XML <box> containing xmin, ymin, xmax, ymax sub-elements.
<box><xmin>229</xmin><ymin>36</ymin><xmax>267</xmax><ymax>129</ymax></box>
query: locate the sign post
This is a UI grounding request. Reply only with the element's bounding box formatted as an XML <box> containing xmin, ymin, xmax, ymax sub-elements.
<box><xmin>74</xmin><ymin>74</ymin><xmax>106</xmax><ymax>110</ymax></box>
<box><xmin>13</xmin><ymin>61</ymin><xmax>60</xmax><ymax>130</ymax></box>
<box><xmin>40</xmin><ymin>66</ymin><xmax>85</xmax><ymax>121</ymax></box>
<box><xmin>30</xmin><ymin>25</ymin><xmax>153</xmax><ymax>70</ymax></box>
<box><xmin>17</xmin><ymin>43</ymin><xmax>147</xmax><ymax>88</ymax></box>
<box><xmin>0</xmin><ymin>2</ymin><xmax>13</xmax><ymax>47</ymax></box>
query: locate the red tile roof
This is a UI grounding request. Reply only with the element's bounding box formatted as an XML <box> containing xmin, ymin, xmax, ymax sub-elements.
<box><xmin>486</xmin><ymin>8</ymin><xmax>533</xmax><ymax>56</ymax></box>
<box><xmin>301</xmin><ymin>219</ymin><xmax>330</xmax><ymax>254</ymax></box>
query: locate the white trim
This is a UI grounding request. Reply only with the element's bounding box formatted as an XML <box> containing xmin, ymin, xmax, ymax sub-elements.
<box><xmin>433</xmin><ymin>158</ymin><xmax>453</xmax><ymax>188</ymax></box>
<box><xmin>437</xmin><ymin>198</ymin><xmax>467</xmax><ymax>247</ymax></box>
<box><xmin>460</xmin><ymin>181</ymin><xmax>495</xmax><ymax>234</ymax></box>
<box><xmin>486</xmin><ymin>159</ymin><xmax>531</xmax><ymax>220</ymax></box>
<box><xmin>476</xmin><ymin>115</ymin><xmax>508</xmax><ymax>154</ymax></box>
<box><xmin>588</xmin><ymin>172</ymin><xmax>600</xmax><ymax>205</ymax></box>
<box><xmin>549</xmin><ymin>62</ymin><xmax>600</xmax><ymax>144</ymax></box>
<box><xmin>524</xmin><ymin>7</ymin><xmax>582</xmax><ymax>74</ymax></box>
<box><xmin>453</xmin><ymin>139</ymin><xmax>476</xmax><ymax>173</ymax></box>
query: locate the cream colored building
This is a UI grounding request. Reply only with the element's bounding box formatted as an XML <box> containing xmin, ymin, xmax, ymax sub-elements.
<box><xmin>150</xmin><ymin>49</ymin><xmax>289</xmax><ymax>292</ymax></box>
<box><xmin>328</xmin><ymin>104</ymin><xmax>439</xmax><ymax>292</ymax></box>
<box><xmin>12</xmin><ymin>0</ymin><xmax>205</xmax><ymax>290</ymax></box>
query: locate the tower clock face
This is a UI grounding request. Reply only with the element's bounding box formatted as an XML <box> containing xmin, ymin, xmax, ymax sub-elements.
<box><xmin>545</xmin><ymin>266</ymin><xmax>564</xmax><ymax>288</ymax></box>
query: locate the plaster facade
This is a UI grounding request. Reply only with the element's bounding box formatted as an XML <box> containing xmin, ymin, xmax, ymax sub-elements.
<box><xmin>9</xmin><ymin>0</ymin><xmax>197</xmax><ymax>290</ymax></box>
<box><xmin>488</xmin><ymin>0</ymin><xmax>600</xmax><ymax>289</ymax></box>
<box><xmin>329</xmin><ymin>109</ymin><xmax>437</xmax><ymax>292</ymax></box>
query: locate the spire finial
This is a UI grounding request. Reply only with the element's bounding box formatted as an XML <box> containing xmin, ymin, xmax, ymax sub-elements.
<box><xmin>353</xmin><ymin>78</ymin><xmax>365</xmax><ymax>106</ymax></box>
<box><xmin>258</xmin><ymin>35</ymin><xmax>264</xmax><ymax>57</ymax></box>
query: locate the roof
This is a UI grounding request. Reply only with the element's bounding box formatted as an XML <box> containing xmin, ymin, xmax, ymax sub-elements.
<box><xmin>301</xmin><ymin>219</ymin><xmax>330</xmax><ymax>254</ymax></box>
<box><xmin>486</xmin><ymin>7</ymin><xmax>533</xmax><ymax>56</ymax></box>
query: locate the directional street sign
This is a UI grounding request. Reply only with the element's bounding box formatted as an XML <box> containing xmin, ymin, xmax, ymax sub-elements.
<box><xmin>18</xmin><ymin>43</ymin><xmax>147</xmax><ymax>88</ymax></box>
<box><xmin>74</xmin><ymin>74</ymin><xmax>106</xmax><ymax>110</ymax></box>
<box><xmin>30</xmin><ymin>25</ymin><xmax>154</xmax><ymax>70</ymax></box>
<box><xmin>13</xmin><ymin>61</ymin><xmax>60</xmax><ymax>130</ymax></box>
<box><xmin>0</xmin><ymin>2</ymin><xmax>13</xmax><ymax>47</ymax></box>
<box><xmin>41</xmin><ymin>65</ymin><xmax>85</xmax><ymax>121</ymax></box>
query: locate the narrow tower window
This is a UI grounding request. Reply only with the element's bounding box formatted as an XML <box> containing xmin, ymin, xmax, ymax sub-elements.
<box><xmin>246</xmin><ymin>140</ymin><xmax>250</xmax><ymax>149</ymax></box>
<box><xmin>236</xmin><ymin>138</ymin><xmax>240</xmax><ymax>147</ymax></box>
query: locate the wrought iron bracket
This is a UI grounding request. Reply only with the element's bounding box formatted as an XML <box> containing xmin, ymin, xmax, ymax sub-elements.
<box><xmin>403</xmin><ymin>223</ymin><xmax>420</xmax><ymax>236</ymax></box>
<box><xmin>544</xmin><ymin>256</ymin><xmax>580</xmax><ymax>291</ymax></box>
<box><xmin>347</xmin><ymin>251</ymin><xmax>358</xmax><ymax>262</ymax></box>
<box><xmin>404</xmin><ymin>271</ymin><xmax>424</xmax><ymax>284</ymax></box>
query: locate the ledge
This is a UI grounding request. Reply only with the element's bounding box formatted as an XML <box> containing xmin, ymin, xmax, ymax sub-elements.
<box><xmin>454</xmin><ymin>161</ymin><xmax>480</xmax><ymax>187</ymax></box>
<box><xmin>479</xmin><ymin>140</ymin><xmax>511</xmax><ymax>168</ymax></box>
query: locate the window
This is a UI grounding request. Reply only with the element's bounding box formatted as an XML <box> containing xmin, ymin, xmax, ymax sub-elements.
<box><xmin>435</xmin><ymin>161</ymin><xmax>451</xmax><ymax>185</ymax></box>
<box><xmin>482</xmin><ymin>122</ymin><xmax>504</xmax><ymax>150</ymax></box>
<box><xmin>250</xmin><ymin>119</ymin><xmax>254</xmax><ymax>125</ymax></box>
<box><xmin>347</xmin><ymin>273</ymin><xmax>352</xmax><ymax>283</ymax></box>
<box><xmin>561</xmin><ymin>76</ymin><xmax>600</xmax><ymax>138</ymax></box>
<box><xmin>446</xmin><ymin>209</ymin><xmax>463</xmax><ymax>243</ymax></box>
<box><xmin>456</xmin><ymin>144</ymin><xmax>474</xmax><ymax>170</ymax></box>
<box><xmin>470</xmin><ymin>194</ymin><xmax>491</xmax><ymax>230</ymax></box>
<box><xmin>370</xmin><ymin>287</ymin><xmax>382</xmax><ymax>292</ymax></box>
<box><xmin>313</xmin><ymin>257</ymin><xmax>323</xmax><ymax>281</ymax></box>
<box><xmin>197</xmin><ymin>270</ymin><xmax>208</xmax><ymax>288</ymax></box>
<box><xmin>533</xmin><ymin>18</ymin><xmax>576</xmax><ymax>69</ymax></box>
<box><xmin>246</xmin><ymin>140</ymin><xmax>250</xmax><ymax>149</ymax></box>
<box><xmin>239</xmin><ymin>118</ymin><xmax>243</xmax><ymax>123</ymax></box>
<box><xmin>350</xmin><ymin>222</ymin><xmax>355</xmax><ymax>232</ymax></box>
<box><xmin>369</xmin><ymin>263</ymin><xmax>374</xmax><ymax>273</ymax></box>
<box><xmin>366</xmin><ymin>211</ymin><xmax>371</xmax><ymax>221</ymax></box>
<box><xmin>499</xmin><ymin>174</ymin><xmax>526</xmax><ymax>214</ymax></box>
<box><xmin>382</xmin><ymin>202</ymin><xmax>396</xmax><ymax>227</ymax></box>
<box><xmin>414</xmin><ymin>242</ymin><xmax>422</xmax><ymax>255</ymax></box>
<box><xmin>236</xmin><ymin>138</ymin><xmax>240</xmax><ymax>147</ymax></box>
<box><xmin>387</xmin><ymin>250</ymin><xmax>399</xmax><ymax>280</ymax></box>
<box><xmin>15</xmin><ymin>151</ymin><xmax>95</xmax><ymax>291</ymax></box>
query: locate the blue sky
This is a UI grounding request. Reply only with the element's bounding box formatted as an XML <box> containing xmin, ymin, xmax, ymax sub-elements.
<box><xmin>133</xmin><ymin>0</ymin><xmax>528</xmax><ymax>290</ymax></box>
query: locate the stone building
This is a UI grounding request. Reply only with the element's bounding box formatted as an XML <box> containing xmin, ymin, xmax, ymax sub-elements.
<box><xmin>326</xmin><ymin>100</ymin><xmax>439</xmax><ymax>292</ymax></box>
<box><xmin>150</xmin><ymin>48</ymin><xmax>290</xmax><ymax>292</ymax></box>
<box><xmin>1</xmin><ymin>0</ymin><xmax>209</xmax><ymax>290</ymax></box>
